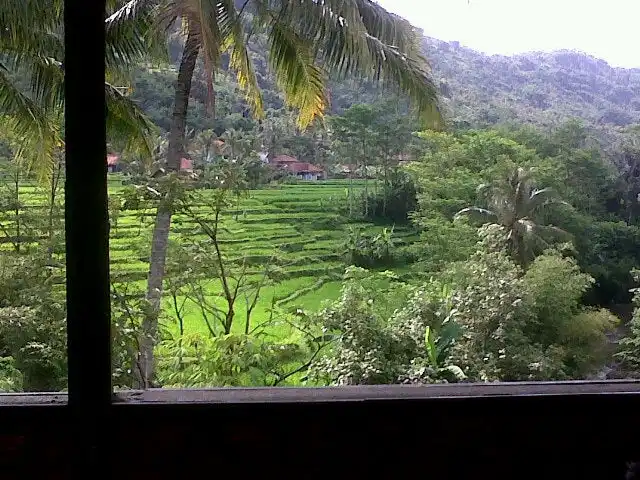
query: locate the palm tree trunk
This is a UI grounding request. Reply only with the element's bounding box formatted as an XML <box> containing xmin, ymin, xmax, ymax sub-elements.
<box><xmin>362</xmin><ymin>138</ymin><xmax>368</xmax><ymax>217</ymax></box>
<box><xmin>138</xmin><ymin>29</ymin><xmax>200</xmax><ymax>388</ymax></box>
<box><xmin>13</xmin><ymin>165</ymin><xmax>20</xmax><ymax>254</ymax></box>
<box><xmin>382</xmin><ymin>156</ymin><xmax>389</xmax><ymax>217</ymax></box>
<box><xmin>47</xmin><ymin>158</ymin><xmax>63</xmax><ymax>263</ymax></box>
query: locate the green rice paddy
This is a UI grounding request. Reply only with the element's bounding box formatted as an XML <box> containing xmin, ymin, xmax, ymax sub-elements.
<box><xmin>1</xmin><ymin>175</ymin><xmax>418</xmax><ymax>338</ymax></box>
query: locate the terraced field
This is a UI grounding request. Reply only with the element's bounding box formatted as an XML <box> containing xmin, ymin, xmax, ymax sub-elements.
<box><xmin>2</xmin><ymin>176</ymin><xmax>419</xmax><ymax>338</ymax></box>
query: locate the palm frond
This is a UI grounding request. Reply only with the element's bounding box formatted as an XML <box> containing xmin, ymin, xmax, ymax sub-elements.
<box><xmin>106</xmin><ymin>81</ymin><xmax>158</xmax><ymax>158</ymax></box>
<box><xmin>526</xmin><ymin>187</ymin><xmax>571</xmax><ymax>213</ymax></box>
<box><xmin>0</xmin><ymin>2</ymin><xmax>64</xmax><ymax>114</ymax></box>
<box><xmin>20</xmin><ymin>55</ymin><xmax>65</xmax><ymax>113</ymax></box>
<box><xmin>0</xmin><ymin>28</ymin><xmax>64</xmax><ymax>61</ymax></box>
<box><xmin>0</xmin><ymin>114</ymin><xmax>62</xmax><ymax>181</ymax></box>
<box><xmin>513</xmin><ymin>219</ymin><xmax>571</xmax><ymax>256</ymax></box>
<box><xmin>533</xmin><ymin>224</ymin><xmax>572</xmax><ymax>242</ymax></box>
<box><xmin>0</xmin><ymin>2</ymin><xmax>63</xmax><ymax>179</ymax></box>
<box><xmin>454</xmin><ymin>207</ymin><xmax>498</xmax><ymax>224</ymax></box>
<box><xmin>281</xmin><ymin>0</ymin><xmax>369</xmax><ymax>75</ymax></box>
<box><xmin>179</xmin><ymin>0</ymin><xmax>240</xmax><ymax>116</ymax></box>
<box><xmin>363</xmin><ymin>34</ymin><xmax>441</xmax><ymax>128</ymax></box>
<box><xmin>267</xmin><ymin>19</ymin><xmax>328</xmax><ymax>129</ymax></box>
<box><xmin>105</xmin><ymin>0</ymin><xmax>169</xmax><ymax>73</ymax></box>
<box><xmin>265</xmin><ymin>0</ymin><xmax>440</xmax><ymax>128</ymax></box>
<box><xmin>1</xmin><ymin>53</ymin><xmax>65</xmax><ymax>115</ymax></box>
<box><xmin>222</xmin><ymin>2</ymin><xmax>264</xmax><ymax>118</ymax></box>
<box><xmin>1</xmin><ymin>0</ymin><xmax>159</xmax><ymax>176</ymax></box>
<box><xmin>513</xmin><ymin>218</ymin><xmax>536</xmax><ymax>237</ymax></box>
<box><xmin>0</xmin><ymin>61</ymin><xmax>53</xmax><ymax>138</ymax></box>
<box><xmin>104</xmin><ymin>3</ymin><xmax>166</xmax><ymax>158</ymax></box>
<box><xmin>188</xmin><ymin>0</ymin><xmax>228</xmax><ymax>69</ymax></box>
<box><xmin>355</xmin><ymin>0</ymin><xmax>419</xmax><ymax>56</ymax></box>
<box><xmin>0</xmin><ymin>0</ymin><xmax>62</xmax><ymax>47</ymax></box>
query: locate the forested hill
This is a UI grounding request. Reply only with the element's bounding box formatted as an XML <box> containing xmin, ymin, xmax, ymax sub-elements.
<box><xmin>425</xmin><ymin>37</ymin><xmax>640</xmax><ymax>135</ymax></box>
<box><xmin>132</xmin><ymin>32</ymin><xmax>640</xmax><ymax>149</ymax></box>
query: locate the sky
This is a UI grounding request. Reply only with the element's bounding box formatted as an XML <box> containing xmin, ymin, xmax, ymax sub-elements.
<box><xmin>376</xmin><ymin>0</ymin><xmax>640</xmax><ymax>68</ymax></box>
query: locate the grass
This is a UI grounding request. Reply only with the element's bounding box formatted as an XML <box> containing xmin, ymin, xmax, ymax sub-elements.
<box><xmin>2</xmin><ymin>175</ymin><xmax>418</xmax><ymax>341</ymax></box>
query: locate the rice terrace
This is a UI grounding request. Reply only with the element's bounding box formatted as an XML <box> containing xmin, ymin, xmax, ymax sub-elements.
<box><xmin>1</xmin><ymin>174</ymin><xmax>418</xmax><ymax>340</ymax></box>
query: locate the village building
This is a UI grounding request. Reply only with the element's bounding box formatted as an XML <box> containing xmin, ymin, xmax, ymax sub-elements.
<box><xmin>179</xmin><ymin>157</ymin><xmax>193</xmax><ymax>173</ymax></box>
<box><xmin>107</xmin><ymin>154</ymin><xmax>121</xmax><ymax>173</ymax></box>
<box><xmin>270</xmin><ymin>154</ymin><xmax>325</xmax><ymax>181</ymax></box>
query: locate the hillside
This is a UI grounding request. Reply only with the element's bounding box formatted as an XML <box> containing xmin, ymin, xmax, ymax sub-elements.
<box><xmin>130</xmin><ymin>33</ymin><xmax>640</xmax><ymax>152</ymax></box>
<box><xmin>424</xmin><ymin>37</ymin><xmax>640</xmax><ymax>140</ymax></box>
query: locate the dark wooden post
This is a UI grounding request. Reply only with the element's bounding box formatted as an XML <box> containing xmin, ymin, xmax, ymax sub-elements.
<box><xmin>64</xmin><ymin>0</ymin><xmax>111</xmax><ymax>472</ymax></box>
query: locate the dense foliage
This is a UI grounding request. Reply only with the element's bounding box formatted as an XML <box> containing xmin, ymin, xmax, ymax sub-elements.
<box><xmin>3</xmin><ymin>1</ymin><xmax>640</xmax><ymax>390</ymax></box>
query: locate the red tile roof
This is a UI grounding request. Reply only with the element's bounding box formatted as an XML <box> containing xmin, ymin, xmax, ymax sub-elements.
<box><xmin>180</xmin><ymin>158</ymin><xmax>193</xmax><ymax>171</ymax></box>
<box><xmin>271</xmin><ymin>154</ymin><xmax>299</xmax><ymax>164</ymax></box>
<box><xmin>271</xmin><ymin>154</ymin><xmax>324</xmax><ymax>175</ymax></box>
<box><xmin>284</xmin><ymin>162</ymin><xmax>324</xmax><ymax>174</ymax></box>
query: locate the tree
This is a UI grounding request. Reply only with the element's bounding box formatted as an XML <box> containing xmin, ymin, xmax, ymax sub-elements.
<box><xmin>455</xmin><ymin>165</ymin><xmax>570</xmax><ymax>267</ymax></box>
<box><xmin>330</xmin><ymin>100</ymin><xmax>418</xmax><ymax>218</ymax></box>
<box><xmin>176</xmin><ymin>165</ymin><xmax>277</xmax><ymax>336</ymax></box>
<box><xmin>113</xmin><ymin>0</ymin><xmax>442</xmax><ymax>387</ymax></box>
<box><xmin>331</xmin><ymin>104</ymin><xmax>378</xmax><ymax>215</ymax></box>
<box><xmin>0</xmin><ymin>0</ymin><xmax>158</xmax><ymax>174</ymax></box>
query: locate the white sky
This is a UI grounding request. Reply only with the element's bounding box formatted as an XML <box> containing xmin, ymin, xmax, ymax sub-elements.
<box><xmin>376</xmin><ymin>0</ymin><xmax>640</xmax><ymax>68</ymax></box>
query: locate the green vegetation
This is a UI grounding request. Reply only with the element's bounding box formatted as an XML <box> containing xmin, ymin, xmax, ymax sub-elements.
<box><xmin>4</xmin><ymin>0</ymin><xmax>640</xmax><ymax>391</ymax></box>
<box><xmin>107</xmin><ymin>177</ymin><xmax>416</xmax><ymax>328</ymax></box>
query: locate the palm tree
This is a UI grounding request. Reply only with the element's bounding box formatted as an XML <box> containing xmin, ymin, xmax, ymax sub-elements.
<box><xmin>455</xmin><ymin>167</ymin><xmax>570</xmax><ymax>267</ymax></box>
<box><xmin>0</xmin><ymin>0</ymin><xmax>158</xmax><ymax>176</ymax></box>
<box><xmin>111</xmin><ymin>0</ymin><xmax>442</xmax><ymax>387</ymax></box>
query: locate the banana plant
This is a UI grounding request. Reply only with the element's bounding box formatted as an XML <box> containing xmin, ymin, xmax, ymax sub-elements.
<box><xmin>371</xmin><ymin>225</ymin><xmax>397</xmax><ymax>261</ymax></box>
<box><xmin>424</xmin><ymin>323</ymin><xmax>466</xmax><ymax>382</ymax></box>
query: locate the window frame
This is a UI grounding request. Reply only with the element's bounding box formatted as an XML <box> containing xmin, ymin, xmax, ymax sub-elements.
<box><xmin>2</xmin><ymin>2</ymin><xmax>640</xmax><ymax>471</ymax></box>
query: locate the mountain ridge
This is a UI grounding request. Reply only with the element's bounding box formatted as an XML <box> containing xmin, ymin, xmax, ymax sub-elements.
<box><xmin>426</xmin><ymin>36</ymin><xmax>640</xmax><ymax>71</ymax></box>
<box><xmin>422</xmin><ymin>36</ymin><xmax>640</xmax><ymax>141</ymax></box>
<box><xmin>129</xmin><ymin>30</ymin><xmax>640</xmax><ymax>153</ymax></box>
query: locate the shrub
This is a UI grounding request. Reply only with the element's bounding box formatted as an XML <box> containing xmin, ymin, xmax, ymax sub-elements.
<box><xmin>340</xmin><ymin>226</ymin><xmax>400</xmax><ymax>268</ymax></box>
<box><xmin>560</xmin><ymin>308</ymin><xmax>618</xmax><ymax>377</ymax></box>
<box><xmin>354</xmin><ymin>171</ymin><xmax>418</xmax><ymax>224</ymax></box>
<box><xmin>0</xmin><ymin>356</ymin><xmax>23</xmax><ymax>392</ymax></box>
<box><xmin>308</xmin><ymin>268</ymin><xmax>415</xmax><ymax>385</ymax></box>
<box><xmin>309</xmin><ymin>268</ymin><xmax>465</xmax><ymax>385</ymax></box>
<box><xmin>156</xmin><ymin>332</ymin><xmax>306</xmax><ymax>387</ymax></box>
<box><xmin>521</xmin><ymin>250</ymin><xmax>618</xmax><ymax>377</ymax></box>
<box><xmin>442</xmin><ymin>250</ymin><xmax>542</xmax><ymax>381</ymax></box>
<box><xmin>616</xmin><ymin>270</ymin><xmax>640</xmax><ymax>376</ymax></box>
<box><xmin>0</xmin><ymin>306</ymin><xmax>66</xmax><ymax>391</ymax></box>
<box><xmin>521</xmin><ymin>251</ymin><xmax>594</xmax><ymax>345</ymax></box>
<box><xmin>410</xmin><ymin>214</ymin><xmax>477</xmax><ymax>273</ymax></box>
<box><xmin>0</xmin><ymin>254</ymin><xmax>67</xmax><ymax>391</ymax></box>
<box><xmin>431</xmin><ymin>248</ymin><xmax>616</xmax><ymax>381</ymax></box>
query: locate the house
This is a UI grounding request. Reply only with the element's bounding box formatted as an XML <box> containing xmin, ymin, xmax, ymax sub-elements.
<box><xmin>270</xmin><ymin>154</ymin><xmax>299</xmax><ymax>166</ymax></box>
<box><xmin>107</xmin><ymin>154</ymin><xmax>121</xmax><ymax>173</ymax></box>
<box><xmin>180</xmin><ymin>157</ymin><xmax>193</xmax><ymax>173</ymax></box>
<box><xmin>286</xmin><ymin>161</ymin><xmax>325</xmax><ymax>181</ymax></box>
<box><xmin>150</xmin><ymin>156</ymin><xmax>195</xmax><ymax>178</ymax></box>
<box><xmin>270</xmin><ymin>155</ymin><xmax>325</xmax><ymax>181</ymax></box>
